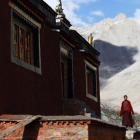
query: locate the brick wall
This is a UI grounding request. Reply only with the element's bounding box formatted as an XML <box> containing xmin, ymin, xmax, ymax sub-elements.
<box><xmin>0</xmin><ymin>117</ymin><xmax>126</xmax><ymax>140</ymax></box>
<box><xmin>0</xmin><ymin>121</ymin><xmax>88</xmax><ymax>140</ymax></box>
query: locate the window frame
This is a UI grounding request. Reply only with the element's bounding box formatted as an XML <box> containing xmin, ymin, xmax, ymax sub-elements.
<box><xmin>85</xmin><ymin>60</ymin><xmax>98</xmax><ymax>102</ymax></box>
<box><xmin>11</xmin><ymin>9</ymin><xmax>42</xmax><ymax>75</ymax></box>
<box><xmin>13</xmin><ymin>19</ymin><xmax>32</xmax><ymax>63</ymax></box>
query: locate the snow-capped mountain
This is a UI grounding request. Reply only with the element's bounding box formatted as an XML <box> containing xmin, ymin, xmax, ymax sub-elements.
<box><xmin>71</xmin><ymin>13</ymin><xmax>140</xmax><ymax>113</ymax></box>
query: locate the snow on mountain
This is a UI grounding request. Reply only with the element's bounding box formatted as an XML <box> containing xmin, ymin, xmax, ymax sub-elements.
<box><xmin>71</xmin><ymin>13</ymin><xmax>140</xmax><ymax>113</ymax></box>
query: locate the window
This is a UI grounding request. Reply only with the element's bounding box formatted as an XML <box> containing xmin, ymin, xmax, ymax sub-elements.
<box><xmin>85</xmin><ymin>61</ymin><xmax>98</xmax><ymax>101</ymax></box>
<box><xmin>11</xmin><ymin>10</ymin><xmax>42</xmax><ymax>74</ymax></box>
<box><xmin>86</xmin><ymin>66</ymin><xmax>97</xmax><ymax>97</ymax></box>
<box><xmin>86</xmin><ymin>68</ymin><xmax>93</xmax><ymax>95</ymax></box>
<box><xmin>13</xmin><ymin>23</ymin><xmax>31</xmax><ymax>64</ymax></box>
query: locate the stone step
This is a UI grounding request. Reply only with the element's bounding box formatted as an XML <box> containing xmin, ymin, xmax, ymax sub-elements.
<box><xmin>126</xmin><ymin>129</ymin><xmax>137</xmax><ymax>139</ymax></box>
<box><xmin>63</xmin><ymin>98</ymin><xmax>97</xmax><ymax>118</ymax></box>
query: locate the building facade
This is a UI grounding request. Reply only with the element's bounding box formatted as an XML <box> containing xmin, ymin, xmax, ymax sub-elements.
<box><xmin>0</xmin><ymin>0</ymin><xmax>101</xmax><ymax>117</ymax></box>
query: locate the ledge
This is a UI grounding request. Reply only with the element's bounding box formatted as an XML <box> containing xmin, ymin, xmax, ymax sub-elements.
<box><xmin>0</xmin><ymin>114</ymin><xmax>126</xmax><ymax>130</ymax></box>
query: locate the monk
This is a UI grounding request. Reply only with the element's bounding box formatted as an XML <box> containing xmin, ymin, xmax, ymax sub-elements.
<box><xmin>120</xmin><ymin>95</ymin><xmax>134</xmax><ymax>128</ymax></box>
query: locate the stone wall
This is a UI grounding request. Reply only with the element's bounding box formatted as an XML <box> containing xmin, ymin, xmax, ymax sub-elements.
<box><xmin>0</xmin><ymin>117</ymin><xmax>126</xmax><ymax>140</ymax></box>
<box><xmin>0</xmin><ymin>121</ymin><xmax>89</xmax><ymax>140</ymax></box>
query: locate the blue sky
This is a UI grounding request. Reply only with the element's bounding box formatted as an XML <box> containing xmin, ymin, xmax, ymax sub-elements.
<box><xmin>44</xmin><ymin>0</ymin><xmax>140</xmax><ymax>27</ymax></box>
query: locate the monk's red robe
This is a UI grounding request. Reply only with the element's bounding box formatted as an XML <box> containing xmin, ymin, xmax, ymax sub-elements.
<box><xmin>120</xmin><ymin>100</ymin><xmax>134</xmax><ymax>116</ymax></box>
<box><xmin>120</xmin><ymin>100</ymin><xmax>134</xmax><ymax>127</ymax></box>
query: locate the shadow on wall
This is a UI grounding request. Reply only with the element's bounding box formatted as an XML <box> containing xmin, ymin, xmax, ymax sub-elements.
<box><xmin>93</xmin><ymin>40</ymin><xmax>138</xmax><ymax>88</ymax></box>
<box><xmin>22</xmin><ymin>122</ymin><xmax>40</xmax><ymax>140</ymax></box>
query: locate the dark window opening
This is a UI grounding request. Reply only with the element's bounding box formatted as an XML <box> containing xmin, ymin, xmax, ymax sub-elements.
<box><xmin>61</xmin><ymin>62</ymin><xmax>65</xmax><ymax>97</ymax></box>
<box><xmin>86</xmin><ymin>66</ymin><xmax>97</xmax><ymax>97</ymax></box>
<box><xmin>61</xmin><ymin>53</ymin><xmax>73</xmax><ymax>99</ymax></box>
<box><xmin>68</xmin><ymin>58</ymin><xmax>73</xmax><ymax>99</ymax></box>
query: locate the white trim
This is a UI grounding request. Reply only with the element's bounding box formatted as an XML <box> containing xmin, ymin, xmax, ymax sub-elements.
<box><xmin>60</xmin><ymin>46</ymin><xmax>69</xmax><ymax>56</ymax></box>
<box><xmin>86</xmin><ymin>93</ymin><xmax>98</xmax><ymax>102</ymax></box>
<box><xmin>85</xmin><ymin>60</ymin><xmax>97</xmax><ymax>71</ymax></box>
<box><xmin>38</xmin><ymin>28</ymin><xmax>42</xmax><ymax>74</ymax></box>
<box><xmin>11</xmin><ymin>56</ymin><xmax>42</xmax><ymax>74</ymax></box>
<box><xmin>85</xmin><ymin>60</ymin><xmax>98</xmax><ymax>102</ymax></box>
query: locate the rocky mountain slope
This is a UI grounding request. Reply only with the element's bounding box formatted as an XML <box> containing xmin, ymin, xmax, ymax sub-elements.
<box><xmin>71</xmin><ymin>13</ymin><xmax>140</xmax><ymax>113</ymax></box>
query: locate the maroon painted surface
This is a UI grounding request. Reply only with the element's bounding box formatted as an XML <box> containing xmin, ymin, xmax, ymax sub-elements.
<box><xmin>0</xmin><ymin>0</ymin><xmax>62</xmax><ymax>115</ymax></box>
<box><xmin>0</xmin><ymin>0</ymin><xmax>100</xmax><ymax>117</ymax></box>
<box><xmin>73</xmin><ymin>48</ymin><xmax>101</xmax><ymax>117</ymax></box>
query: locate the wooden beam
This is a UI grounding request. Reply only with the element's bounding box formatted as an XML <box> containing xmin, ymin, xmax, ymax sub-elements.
<box><xmin>0</xmin><ymin>115</ymin><xmax>41</xmax><ymax>139</ymax></box>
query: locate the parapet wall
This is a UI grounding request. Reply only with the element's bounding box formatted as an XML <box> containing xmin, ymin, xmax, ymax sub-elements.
<box><xmin>0</xmin><ymin>115</ymin><xmax>126</xmax><ymax>140</ymax></box>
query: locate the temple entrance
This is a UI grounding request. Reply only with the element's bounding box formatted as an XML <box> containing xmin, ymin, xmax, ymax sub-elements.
<box><xmin>60</xmin><ymin>45</ymin><xmax>73</xmax><ymax>99</ymax></box>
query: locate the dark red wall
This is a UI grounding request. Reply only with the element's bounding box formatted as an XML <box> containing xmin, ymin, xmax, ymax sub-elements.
<box><xmin>0</xmin><ymin>0</ymin><xmax>63</xmax><ymax>115</ymax></box>
<box><xmin>73</xmin><ymin>48</ymin><xmax>101</xmax><ymax>117</ymax></box>
<box><xmin>89</xmin><ymin>122</ymin><xmax>126</xmax><ymax>140</ymax></box>
<box><xmin>0</xmin><ymin>0</ymin><xmax>100</xmax><ymax>117</ymax></box>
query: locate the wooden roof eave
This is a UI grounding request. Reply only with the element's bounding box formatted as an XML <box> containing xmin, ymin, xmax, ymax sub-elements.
<box><xmin>70</xmin><ymin>30</ymin><xmax>100</xmax><ymax>55</ymax></box>
<box><xmin>84</xmin><ymin>53</ymin><xmax>101</xmax><ymax>66</ymax></box>
<box><xmin>60</xmin><ymin>31</ymin><xmax>78</xmax><ymax>48</ymax></box>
